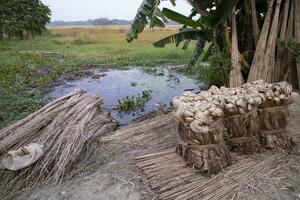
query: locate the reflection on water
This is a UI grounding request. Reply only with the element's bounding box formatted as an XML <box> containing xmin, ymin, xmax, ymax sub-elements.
<box><xmin>45</xmin><ymin>67</ymin><xmax>202</xmax><ymax>125</ymax></box>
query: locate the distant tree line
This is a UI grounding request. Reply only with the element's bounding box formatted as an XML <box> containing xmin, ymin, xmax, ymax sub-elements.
<box><xmin>48</xmin><ymin>18</ymin><xmax>179</xmax><ymax>26</ymax></box>
<box><xmin>48</xmin><ymin>18</ymin><xmax>132</xmax><ymax>26</ymax></box>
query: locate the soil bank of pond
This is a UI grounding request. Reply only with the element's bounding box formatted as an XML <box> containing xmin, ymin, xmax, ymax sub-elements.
<box><xmin>45</xmin><ymin>67</ymin><xmax>202</xmax><ymax>125</ymax></box>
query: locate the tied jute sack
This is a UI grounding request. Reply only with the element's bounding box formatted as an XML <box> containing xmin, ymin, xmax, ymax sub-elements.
<box><xmin>225</xmin><ymin>108</ymin><xmax>263</xmax><ymax>154</ymax></box>
<box><xmin>258</xmin><ymin>106</ymin><xmax>294</xmax><ymax>150</ymax></box>
<box><xmin>175</xmin><ymin>119</ymin><xmax>231</xmax><ymax>176</ymax></box>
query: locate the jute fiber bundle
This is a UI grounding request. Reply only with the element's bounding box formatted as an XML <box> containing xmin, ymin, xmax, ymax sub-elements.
<box><xmin>243</xmin><ymin>80</ymin><xmax>294</xmax><ymax>150</ymax></box>
<box><xmin>229</xmin><ymin>6</ymin><xmax>245</xmax><ymax>87</ymax></box>
<box><xmin>209</xmin><ymin>86</ymin><xmax>263</xmax><ymax>154</ymax></box>
<box><xmin>173</xmin><ymin>80</ymin><xmax>295</xmax><ymax>174</ymax></box>
<box><xmin>173</xmin><ymin>92</ymin><xmax>231</xmax><ymax>175</ymax></box>
<box><xmin>247</xmin><ymin>0</ymin><xmax>282</xmax><ymax>83</ymax></box>
<box><xmin>0</xmin><ymin>89</ymin><xmax>117</xmax><ymax>198</ymax></box>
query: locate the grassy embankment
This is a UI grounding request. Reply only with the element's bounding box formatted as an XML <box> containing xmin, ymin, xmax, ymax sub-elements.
<box><xmin>0</xmin><ymin>25</ymin><xmax>195</xmax><ymax>128</ymax></box>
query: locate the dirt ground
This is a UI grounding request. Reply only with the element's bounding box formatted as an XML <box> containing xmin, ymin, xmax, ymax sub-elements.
<box><xmin>16</xmin><ymin>100</ymin><xmax>300</xmax><ymax>200</ymax></box>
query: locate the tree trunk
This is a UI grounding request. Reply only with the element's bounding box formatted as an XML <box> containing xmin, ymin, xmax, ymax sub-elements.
<box><xmin>250</xmin><ymin>0</ymin><xmax>260</xmax><ymax>46</ymax></box>
<box><xmin>262</xmin><ymin>0</ymin><xmax>282</xmax><ymax>83</ymax></box>
<box><xmin>274</xmin><ymin>0</ymin><xmax>290</xmax><ymax>82</ymax></box>
<box><xmin>229</xmin><ymin>7</ymin><xmax>244</xmax><ymax>87</ymax></box>
<box><xmin>295</xmin><ymin>0</ymin><xmax>300</xmax><ymax>89</ymax></box>
<box><xmin>287</xmin><ymin>0</ymin><xmax>298</xmax><ymax>88</ymax></box>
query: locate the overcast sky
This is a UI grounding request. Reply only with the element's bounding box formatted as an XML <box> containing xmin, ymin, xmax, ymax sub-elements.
<box><xmin>41</xmin><ymin>0</ymin><xmax>192</xmax><ymax>21</ymax></box>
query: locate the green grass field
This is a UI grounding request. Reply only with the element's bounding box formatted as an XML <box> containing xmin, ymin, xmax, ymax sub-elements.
<box><xmin>47</xmin><ymin>25</ymin><xmax>194</xmax><ymax>66</ymax></box>
<box><xmin>0</xmin><ymin>25</ymin><xmax>195</xmax><ymax>128</ymax></box>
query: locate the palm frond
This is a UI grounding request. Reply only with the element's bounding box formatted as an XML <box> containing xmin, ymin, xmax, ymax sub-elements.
<box><xmin>153</xmin><ymin>28</ymin><xmax>208</xmax><ymax>48</ymax></box>
<box><xmin>162</xmin><ymin>8</ymin><xmax>200</xmax><ymax>28</ymax></box>
<box><xmin>199</xmin><ymin>41</ymin><xmax>213</xmax><ymax>62</ymax></box>
<box><xmin>126</xmin><ymin>0</ymin><xmax>167</xmax><ymax>42</ymax></box>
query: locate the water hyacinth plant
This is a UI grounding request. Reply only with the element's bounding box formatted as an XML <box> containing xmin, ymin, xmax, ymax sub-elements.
<box><xmin>116</xmin><ymin>90</ymin><xmax>152</xmax><ymax>112</ymax></box>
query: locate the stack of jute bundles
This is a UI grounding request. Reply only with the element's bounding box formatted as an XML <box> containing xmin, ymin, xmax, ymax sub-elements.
<box><xmin>173</xmin><ymin>91</ymin><xmax>231</xmax><ymax>175</ymax></box>
<box><xmin>173</xmin><ymin>80</ymin><xmax>294</xmax><ymax>175</ymax></box>
<box><xmin>243</xmin><ymin>80</ymin><xmax>294</xmax><ymax>150</ymax></box>
<box><xmin>209</xmin><ymin>86</ymin><xmax>263</xmax><ymax>154</ymax></box>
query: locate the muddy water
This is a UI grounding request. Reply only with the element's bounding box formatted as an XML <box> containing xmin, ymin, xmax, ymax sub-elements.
<box><xmin>45</xmin><ymin>67</ymin><xmax>202</xmax><ymax>125</ymax></box>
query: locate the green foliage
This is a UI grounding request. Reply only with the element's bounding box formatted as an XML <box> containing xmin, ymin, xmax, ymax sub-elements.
<box><xmin>127</xmin><ymin>0</ymin><xmax>236</xmax><ymax>69</ymax></box>
<box><xmin>189</xmin><ymin>38</ymin><xmax>205</xmax><ymax>66</ymax></box>
<box><xmin>150</xmin><ymin>7</ymin><xmax>209</xmax><ymax>66</ymax></box>
<box><xmin>0</xmin><ymin>44</ymin><xmax>10</xmax><ymax>51</ymax></box>
<box><xmin>186</xmin><ymin>42</ymin><xmax>231</xmax><ymax>87</ymax></box>
<box><xmin>141</xmin><ymin>90</ymin><xmax>152</xmax><ymax>99</ymax></box>
<box><xmin>198</xmin><ymin>41</ymin><xmax>212</xmax><ymax>62</ymax></box>
<box><xmin>0</xmin><ymin>0</ymin><xmax>51</xmax><ymax>39</ymax></box>
<box><xmin>195</xmin><ymin>58</ymin><xmax>231</xmax><ymax>87</ymax></box>
<box><xmin>127</xmin><ymin>0</ymin><xmax>239</xmax><ymax>70</ymax></box>
<box><xmin>116</xmin><ymin>90</ymin><xmax>152</xmax><ymax>112</ymax></box>
<box><xmin>153</xmin><ymin>28</ymin><xmax>208</xmax><ymax>48</ymax></box>
<box><xmin>126</xmin><ymin>0</ymin><xmax>167</xmax><ymax>42</ymax></box>
<box><xmin>153</xmin><ymin>27</ymin><xmax>212</xmax><ymax>67</ymax></box>
<box><xmin>18</xmin><ymin>51</ymin><xmax>53</xmax><ymax>66</ymax></box>
<box><xmin>182</xmin><ymin>40</ymin><xmax>190</xmax><ymax>50</ymax></box>
<box><xmin>203</xmin><ymin>53</ymin><xmax>231</xmax><ymax>86</ymax></box>
<box><xmin>162</xmin><ymin>8</ymin><xmax>200</xmax><ymax>28</ymax></box>
<box><xmin>0</xmin><ymin>56</ymin><xmax>56</xmax><ymax>128</ymax></box>
<box><xmin>276</xmin><ymin>38</ymin><xmax>300</xmax><ymax>63</ymax></box>
<box><xmin>0</xmin><ymin>93</ymin><xmax>42</xmax><ymax>128</ymax></box>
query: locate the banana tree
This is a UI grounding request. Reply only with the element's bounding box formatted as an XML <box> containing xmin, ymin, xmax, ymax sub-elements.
<box><xmin>127</xmin><ymin>0</ymin><xmax>240</xmax><ymax>86</ymax></box>
<box><xmin>127</xmin><ymin>0</ymin><xmax>300</xmax><ymax>88</ymax></box>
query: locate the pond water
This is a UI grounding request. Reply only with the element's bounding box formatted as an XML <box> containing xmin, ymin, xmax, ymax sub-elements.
<box><xmin>45</xmin><ymin>67</ymin><xmax>202</xmax><ymax>125</ymax></box>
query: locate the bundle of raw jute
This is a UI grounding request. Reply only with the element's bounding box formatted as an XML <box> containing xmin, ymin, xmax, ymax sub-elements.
<box><xmin>173</xmin><ymin>91</ymin><xmax>231</xmax><ymax>175</ymax></box>
<box><xmin>0</xmin><ymin>89</ymin><xmax>117</xmax><ymax>199</ymax></box>
<box><xmin>243</xmin><ymin>80</ymin><xmax>294</xmax><ymax>150</ymax></box>
<box><xmin>209</xmin><ymin>86</ymin><xmax>263</xmax><ymax>154</ymax></box>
